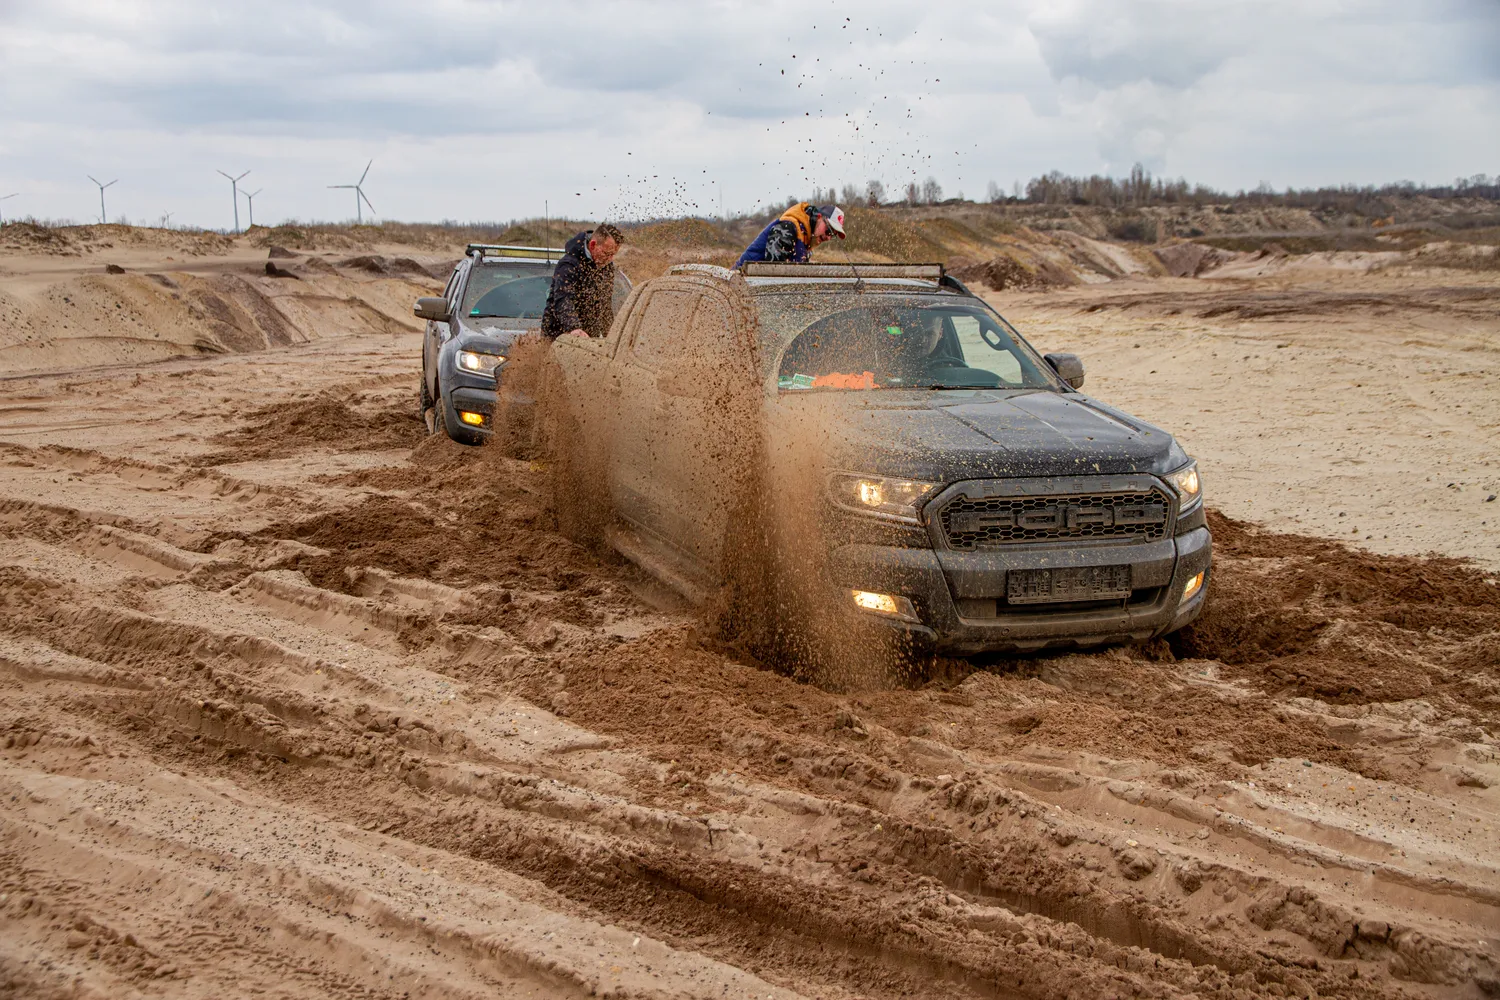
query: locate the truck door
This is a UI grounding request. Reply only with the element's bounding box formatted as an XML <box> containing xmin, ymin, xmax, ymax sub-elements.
<box><xmin>610</xmin><ymin>284</ymin><xmax>702</xmax><ymax>541</ymax></box>
<box><xmin>650</xmin><ymin>289</ymin><xmax>759</xmax><ymax>577</ymax></box>
<box><xmin>551</xmin><ymin>284</ymin><xmax>641</xmax><ymax>486</ymax></box>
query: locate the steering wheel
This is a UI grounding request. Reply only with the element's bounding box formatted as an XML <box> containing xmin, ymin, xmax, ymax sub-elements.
<box><xmin>925</xmin><ymin>351</ymin><xmax>968</xmax><ymax>370</ymax></box>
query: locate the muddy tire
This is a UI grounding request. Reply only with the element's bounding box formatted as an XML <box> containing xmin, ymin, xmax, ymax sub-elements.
<box><xmin>419</xmin><ymin>373</ymin><xmax>436</xmax><ymax>433</ymax></box>
<box><xmin>434</xmin><ymin>385</ymin><xmax>452</xmax><ymax>439</ymax></box>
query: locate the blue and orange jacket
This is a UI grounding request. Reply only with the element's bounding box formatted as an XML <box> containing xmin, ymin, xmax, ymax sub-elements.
<box><xmin>734</xmin><ymin>202</ymin><xmax>817</xmax><ymax>268</ymax></box>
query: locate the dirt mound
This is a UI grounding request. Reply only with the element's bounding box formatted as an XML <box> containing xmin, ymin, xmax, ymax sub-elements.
<box><xmin>953</xmin><ymin>251</ymin><xmax>1076</xmax><ymax>290</ymax></box>
<box><xmin>0</xmin><ymin>221</ymin><xmax>77</xmax><ymax>254</ymax></box>
<box><xmin>335</xmin><ymin>254</ymin><xmax>438</xmax><ymax>279</ymax></box>
<box><xmin>1172</xmin><ymin>511</ymin><xmax>1500</xmax><ymax>716</ymax></box>
<box><xmin>194</xmin><ymin>392</ymin><xmax>425</xmax><ymax>465</ymax></box>
<box><xmin>250</xmin><ymin>224</ymin><xmax>317</xmax><ymax>249</ymax></box>
<box><xmin>338</xmin><ymin>254</ymin><xmax>389</xmax><ymax>274</ymax></box>
<box><xmin>1154</xmin><ymin>242</ymin><xmax>1237</xmax><ymax>277</ymax></box>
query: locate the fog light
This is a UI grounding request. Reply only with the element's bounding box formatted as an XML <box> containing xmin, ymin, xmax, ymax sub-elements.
<box><xmin>458</xmin><ymin>410</ymin><xmax>486</xmax><ymax>427</ymax></box>
<box><xmin>857</xmin><ymin>481</ymin><xmax>884</xmax><ymax>507</ymax></box>
<box><xmin>1182</xmin><ymin>571</ymin><xmax>1205</xmax><ymax>601</ymax></box>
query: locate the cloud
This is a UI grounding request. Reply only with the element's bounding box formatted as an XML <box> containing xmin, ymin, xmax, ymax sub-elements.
<box><xmin>1026</xmin><ymin>0</ymin><xmax>1500</xmax><ymax>177</ymax></box>
<box><xmin>0</xmin><ymin>0</ymin><xmax>1494</xmax><ymax>226</ymax></box>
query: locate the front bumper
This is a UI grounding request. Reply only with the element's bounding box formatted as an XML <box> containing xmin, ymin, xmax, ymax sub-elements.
<box><xmin>448</xmin><ymin>381</ymin><xmax>497</xmax><ymax>429</ymax></box>
<box><xmin>438</xmin><ymin>330</ymin><xmax>525</xmax><ymax>436</ymax></box>
<box><xmin>826</xmin><ymin>502</ymin><xmax>1212</xmax><ymax>655</ymax></box>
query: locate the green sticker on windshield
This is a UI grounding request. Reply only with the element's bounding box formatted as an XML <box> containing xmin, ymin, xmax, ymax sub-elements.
<box><xmin>777</xmin><ymin>373</ymin><xmax>816</xmax><ymax>390</ymax></box>
<box><xmin>885</xmin><ymin>325</ymin><xmax>904</xmax><ymax>337</ymax></box>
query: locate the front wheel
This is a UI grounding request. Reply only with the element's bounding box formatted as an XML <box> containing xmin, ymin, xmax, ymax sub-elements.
<box><xmin>717</xmin><ymin>501</ymin><xmax>932</xmax><ymax>690</ymax></box>
<box><xmin>419</xmin><ymin>371</ymin><xmax>436</xmax><ymax>432</ymax></box>
<box><xmin>434</xmin><ymin>381</ymin><xmax>483</xmax><ymax>446</ymax></box>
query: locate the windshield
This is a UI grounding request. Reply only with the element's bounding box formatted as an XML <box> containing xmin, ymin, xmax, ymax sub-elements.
<box><xmin>760</xmin><ymin>292</ymin><xmax>1061</xmax><ymax>391</ymax></box>
<box><xmin>462</xmin><ymin>264</ymin><xmax>632</xmax><ymax>321</ymax></box>
<box><xmin>462</xmin><ymin>263</ymin><xmax>554</xmax><ymax>319</ymax></box>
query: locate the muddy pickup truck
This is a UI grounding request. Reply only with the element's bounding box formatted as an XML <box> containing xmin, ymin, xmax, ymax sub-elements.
<box><xmin>414</xmin><ymin>244</ymin><xmax>630</xmax><ymax>444</ymax></box>
<box><xmin>552</xmin><ymin>262</ymin><xmax>1210</xmax><ymax>669</ymax></box>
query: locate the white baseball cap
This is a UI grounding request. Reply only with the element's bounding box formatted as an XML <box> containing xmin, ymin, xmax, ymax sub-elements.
<box><xmin>818</xmin><ymin>204</ymin><xmax>846</xmax><ymax>238</ymax></box>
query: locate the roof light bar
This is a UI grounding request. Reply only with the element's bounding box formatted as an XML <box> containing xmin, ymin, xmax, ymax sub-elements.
<box><xmin>738</xmin><ymin>262</ymin><xmax>946</xmax><ymax>281</ymax></box>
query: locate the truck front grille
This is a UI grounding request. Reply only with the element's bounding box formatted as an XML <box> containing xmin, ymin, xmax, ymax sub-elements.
<box><xmin>938</xmin><ymin>489</ymin><xmax>1170</xmax><ymax>550</ymax></box>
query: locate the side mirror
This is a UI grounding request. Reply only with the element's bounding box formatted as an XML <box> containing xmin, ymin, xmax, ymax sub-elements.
<box><xmin>414</xmin><ymin>296</ymin><xmax>451</xmax><ymax>322</ymax></box>
<box><xmin>1044</xmin><ymin>352</ymin><xmax>1085</xmax><ymax>389</ymax></box>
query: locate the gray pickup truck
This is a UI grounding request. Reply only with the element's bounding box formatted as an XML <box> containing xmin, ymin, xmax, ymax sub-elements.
<box><xmin>553</xmin><ymin>262</ymin><xmax>1210</xmax><ymax>667</ymax></box>
<box><xmin>414</xmin><ymin>243</ymin><xmax>630</xmax><ymax>444</ymax></box>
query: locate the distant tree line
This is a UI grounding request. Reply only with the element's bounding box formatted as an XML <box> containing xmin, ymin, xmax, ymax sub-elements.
<box><xmin>799</xmin><ymin>165</ymin><xmax>1499</xmax><ymax>213</ymax></box>
<box><xmin>1015</xmin><ymin>164</ymin><xmax>1500</xmax><ymax>209</ymax></box>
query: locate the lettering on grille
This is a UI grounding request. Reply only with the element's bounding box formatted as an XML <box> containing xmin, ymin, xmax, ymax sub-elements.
<box><xmin>940</xmin><ymin>490</ymin><xmax>1169</xmax><ymax>549</ymax></box>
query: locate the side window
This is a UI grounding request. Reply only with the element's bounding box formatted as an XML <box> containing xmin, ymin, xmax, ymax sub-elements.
<box><xmin>953</xmin><ymin>314</ymin><xmax>1023</xmax><ymax>385</ymax></box>
<box><xmin>629</xmin><ymin>289</ymin><xmax>701</xmax><ymax>370</ymax></box>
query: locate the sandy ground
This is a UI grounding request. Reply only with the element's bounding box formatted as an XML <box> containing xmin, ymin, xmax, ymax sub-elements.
<box><xmin>1</xmin><ymin>237</ymin><xmax>1498</xmax><ymax>999</ymax></box>
<box><xmin>984</xmin><ymin>270</ymin><xmax>1500</xmax><ymax>571</ymax></box>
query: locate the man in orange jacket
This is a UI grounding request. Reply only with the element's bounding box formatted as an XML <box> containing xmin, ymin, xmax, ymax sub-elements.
<box><xmin>734</xmin><ymin>202</ymin><xmax>845</xmax><ymax>268</ymax></box>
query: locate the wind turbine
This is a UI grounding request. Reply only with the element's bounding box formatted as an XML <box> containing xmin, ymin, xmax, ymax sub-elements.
<box><xmin>217</xmin><ymin>169</ymin><xmax>250</xmax><ymax>232</ymax></box>
<box><xmin>88</xmin><ymin>176</ymin><xmax>117</xmax><ymax>224</ymax></box>
<box><xmin>329</xmin><ymin>160</ymin><xmax>375</xmax><ymax>224</ymax></box>
<box><xmin>0</xmin><ymin>194</ymin><xmax>17</xmax><ymax>225</ymax></box>
<box><xmin>242</xmin><ymin>188</ymin><xmax>263</xmax><ymax>228</ymax></box>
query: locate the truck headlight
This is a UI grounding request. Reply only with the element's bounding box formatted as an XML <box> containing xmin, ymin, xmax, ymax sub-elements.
<box><xmin>1165</xmin><ymin>461</ymin><xmax>1201</xmax><ymax>511</ymax></box>
<box><xmin>457</xmin><ymin>350</ymin><xmax>505</xmax><ymax>376</ymax></box>
<box><xmin>828</xmin><ymin>473</ymin><xmax>941</xmax><ymax>523</ymax></box>
<box><xmin>850</xmin><ymin>589</ymin><xmax>920</xmax><ymax>622</ymax></box>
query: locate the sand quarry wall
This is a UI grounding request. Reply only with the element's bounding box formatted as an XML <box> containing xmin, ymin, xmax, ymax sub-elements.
<box><xmin>0</xmin><ymin>228</ymin><xmax>446</xmax><ymax>375</ymax></box>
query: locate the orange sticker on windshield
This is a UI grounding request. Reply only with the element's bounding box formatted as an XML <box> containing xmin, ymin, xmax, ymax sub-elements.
<box><xmin>811</xmin><ymin>371</ymin><xmax>878</xmax><ymax>390</ymax></box>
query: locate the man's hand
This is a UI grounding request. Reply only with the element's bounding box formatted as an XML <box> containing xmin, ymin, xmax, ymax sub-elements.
<box><xmin>562</xmin><ymin>328</ymin><xmax>587</xmax><ymax>338</ymax></box>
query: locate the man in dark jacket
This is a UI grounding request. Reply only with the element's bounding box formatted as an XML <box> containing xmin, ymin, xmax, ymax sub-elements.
<box><xmin>541</xmin><ymin>224</ymin><xmax>623</xmax><ymax>339</ymax></box>
<box><xmin>734</xmin><ymin>203</ymin><xmax>844</xmax><ymax>268</ymax></box>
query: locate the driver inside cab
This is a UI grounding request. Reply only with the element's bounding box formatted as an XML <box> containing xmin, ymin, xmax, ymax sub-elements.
<box><xmin>782</xmin><ymin>310</ymin><xmax>966</xmax><ymax>389</ymax></box>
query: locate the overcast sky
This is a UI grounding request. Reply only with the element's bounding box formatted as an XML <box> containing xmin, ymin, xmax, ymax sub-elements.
<box><xmin>2</xmin><ymin>0</ymin><xmax>1496</xmax><ymax>229</ymax></box>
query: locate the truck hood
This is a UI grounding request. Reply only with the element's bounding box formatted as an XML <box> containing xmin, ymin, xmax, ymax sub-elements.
<box><xmin>778</xmin><ymin>388</ymin><xmax>1188</xmax><ymax>481</ymax></box>
<box><xmin>456</xmin><ymin>317</ymin><xmax>538</xmax><ymax>342</ymax></box>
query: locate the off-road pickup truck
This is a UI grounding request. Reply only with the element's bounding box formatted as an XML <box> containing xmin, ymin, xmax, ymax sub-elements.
<box><xmin>552</xmin><ymin>262</ymin><xmax>1210</xmax><ymax>662</ymax></box>
<box><xmin>414</xmin><ymin>243</ymin><xmax>630</xmax><ymax>444</ymax></box>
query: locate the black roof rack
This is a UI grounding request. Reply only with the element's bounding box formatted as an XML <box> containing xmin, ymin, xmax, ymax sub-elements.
<box><xmin>465</xmin><ymin>243</ymin><xmax>564</xmax><ymax>260</ymax></box>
